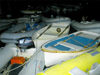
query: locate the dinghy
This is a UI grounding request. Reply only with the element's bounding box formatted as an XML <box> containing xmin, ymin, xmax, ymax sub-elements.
<box><xmin>71</xmin><ymin>20</ymin><xmax>100</xmax><ymax>34</ymax></box>
<box><xmin>0</xmin><ymin>44</ymin><xmax>18</xmax><ymax>70</ymax></box>
<box><xmin>0</xmin><ymin>19</ymin><xmax>15</xmax><ymax>31</ymax></box>
<box><xmin>0</xmin><ymin>20</ymin><xmax>44</xmax><ymax>43</ymax></box>
<box><xmin>43</xmin><ymin>17</ymin><xmax>71</xmax><ymax>35</ymax></box>
<box><xmin>33</xmin><ymin>17</ymin><xmax>71</xmax><ymax>48</ymax></box>
<box><xmin>41</xmin><ymin>31</ymin><xmax>100</xmax><ymax>67</ymax></box>
<box><xmin>37</xmin><ymin>46</ymin><xmax>100</xmax><ymax>75</ymax></box>
<box><xmin>0</xmin><ymin>41</ymin><xmax>37</xmax><ymax>75</ymax></box>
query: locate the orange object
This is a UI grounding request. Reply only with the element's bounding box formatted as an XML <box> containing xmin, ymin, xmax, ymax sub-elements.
<box><xmin>11</xmin><ymin>56</ymin><xmax>25</xmax><ymax>65</ymax></box>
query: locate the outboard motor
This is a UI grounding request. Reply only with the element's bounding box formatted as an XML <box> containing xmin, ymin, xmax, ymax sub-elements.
<box><xmin>17</xmin><ymin>37</ymin><xmax>35</xmax><ymax>50</ymax></box>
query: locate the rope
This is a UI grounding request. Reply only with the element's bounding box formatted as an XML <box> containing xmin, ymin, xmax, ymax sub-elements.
<box><xmin>2</xmin><ymin>48</ymin><xmax>41</xmax><ymax>75</ymax></box>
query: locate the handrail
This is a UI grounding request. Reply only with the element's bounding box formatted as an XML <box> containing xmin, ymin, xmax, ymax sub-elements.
<box><xmin>36</xmin><ymin>25</ymin><xmax>52</xmax><ymax>39</ymax></box>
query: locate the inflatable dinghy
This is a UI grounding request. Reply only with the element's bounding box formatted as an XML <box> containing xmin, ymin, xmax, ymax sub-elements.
<box><xmin>0</xmin><ymin>44</ymin><xmax>18</xmax><ymax>70</ymax></box>
<box><xmin>0</xmin><ymin>19</ymin><xmax>15</xmax><ymax>31</ymax></box>
<box><xmin>71</xmin><ymin>20</ymin><xmax>100</xmax><ymax>34</ymax></box>
<box><xmin>0</xmin><ymin>21</ymin><xmax>44</xmax><ymax>43</ymax></box>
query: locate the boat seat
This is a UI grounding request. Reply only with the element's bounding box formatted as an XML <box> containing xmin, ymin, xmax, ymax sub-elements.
<box><xmin>59</xmin><ymin>42</ymin><xmax>83</xmax><ymax>51</ymax></box>
<box><xmin>47</xmin><ymin>42</ymin><xmax>83</xmax><ymax>52</ymax></box>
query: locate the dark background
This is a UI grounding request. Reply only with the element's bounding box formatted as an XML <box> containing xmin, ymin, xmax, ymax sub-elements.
<box><xmin>0</xmin><ymin>0</ymin><xmax>100</xmax><ymax>20</ymax></box>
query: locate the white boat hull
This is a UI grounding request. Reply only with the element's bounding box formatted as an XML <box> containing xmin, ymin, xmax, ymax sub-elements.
<box><xmin>41</xmin><ymin>31</ymin><xmax>100</xmax><ymax>67</ymax></box>
<box><xmin>44</xmin><ymin>48</ymin><xmax>94</xmax><ymax>67</ymax></box>
<box><xmin>0</xmin><ymin>22</ymin><xmax>42</xmax><ymax>43</ymax></box>
<box><xmin>0</xmin><ymin>44</ymin><xmax>18</xmax><ymax>69</ymax></box>
<box><xmin>71</xmin><ymin>20</ymin><xmax>100</xmax><ymax>34</ymax></box>
<box><xmin>33</xmin><ymin>26</ymin><xmax>70</xmax><ymax>48</ymax></box>
<box><xmin>0</xmin><ymin>19</ymin><xmax>14</xmax><ymax>31</ymax></box>
<box><xmin>17</xmin><ymin>48</ymin><xmax>36</xmax><ymax>58</ymax></box>
<box><xmin>33</xmin><ymin>17</ymin><xmax>71</xmax><ymax>48</ymax></box>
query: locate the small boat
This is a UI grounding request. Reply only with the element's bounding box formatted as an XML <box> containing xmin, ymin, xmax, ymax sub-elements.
<box><xmin>0</xmin><ymin>44</ymin><xmax>38</xmax><ymax>75</ymax></box>
<box><xmin>43</xmin><ymin>17</ymin><xmax>71</xmax><ymax>36</ymax></box>
<box><xmin>0</xmin><ymin>19</ymin><xmax>44</xmax><ymax>43</ymax></box>
<box><xmin>0</xmin><ymin>19</ymin><xmax>15</xmax><ymax>31</ymax></box>
<box><xmin>33</xmin><ymin>17</ymin><xmax>71</xmax><ymax>48</ymax></box>
<box><xmin>71</xmin><ymin>20</ymin><xmax>100</xmax><ymax>34</ymax></box>
<box><xmin>41</xmin><ymin>31</ymin><xmax>100</xmax><ymax>67</ymax></box>
<box><xmin>0</xmin><ymin>44</ymin><xmax>18</xmax><ymax>70</ymax></box>
<box><xmin>37</xmin><ymin>46</ymin><xmax>100</xmax><ymax>75</ymax></box>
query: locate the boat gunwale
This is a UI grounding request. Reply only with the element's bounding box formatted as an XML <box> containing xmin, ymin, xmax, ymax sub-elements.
<box><xmin>41</xmin><ymin>31</ymin><xmax>100</xmax><ymax>53</ymax></box>
<box><xmin>41</xmin><ymin>44</ymin><xmax>99</xmax><ymax>53</ymax></box>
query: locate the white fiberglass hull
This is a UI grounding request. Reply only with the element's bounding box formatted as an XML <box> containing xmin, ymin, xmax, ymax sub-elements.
<box><xmin>44</xmin><ymin>48</ymin><xmax>94</xmax><ymax>67</ymax></box>
<box><xmin>33</xmin><ymin>26</ymin><xmax>70</xmax><ymax>49</ymax></box>
<box><xmin>42</xmin><ymin>31</ymin><xmax>100</xmax><ymax>67</ymax></box>
<box><xmin>33</xmin><ymin>17</ymin><xmax>71</xmax><ymax>48</ymax></box>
